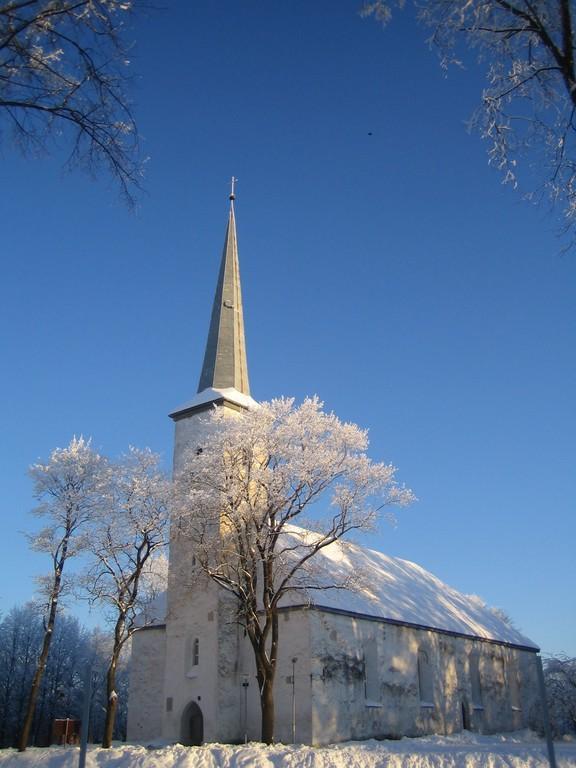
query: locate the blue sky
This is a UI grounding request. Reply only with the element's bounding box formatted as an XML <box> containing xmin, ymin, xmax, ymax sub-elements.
<box><xmin>1</xmin><ymin>1</ymin><xmax>574</xmax><ymax>657</ymax></box>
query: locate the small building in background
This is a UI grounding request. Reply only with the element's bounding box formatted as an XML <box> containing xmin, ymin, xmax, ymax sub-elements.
<box><xmin>51</xmin><ymin>718</ymin><xmax>81</xmax><ymax>746</ymax></box>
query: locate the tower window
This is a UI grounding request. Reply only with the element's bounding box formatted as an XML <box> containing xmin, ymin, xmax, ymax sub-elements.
<box><xmin>185</xmin><ymin>636</ymin><xmax>200</xmax><ymax>676</ymax></box>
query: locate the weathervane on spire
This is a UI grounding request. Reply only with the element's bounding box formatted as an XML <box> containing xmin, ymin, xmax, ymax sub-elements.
<box><xmin>229</xmin><ymin>176</ymin><xmax>237</xmax><ymax>201</ymax></box>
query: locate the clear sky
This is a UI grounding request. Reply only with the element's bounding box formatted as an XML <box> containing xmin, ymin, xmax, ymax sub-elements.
<box><xmin>1</xmin><ymin>1</ymin><xmax>574</xmax><ymax>657</ymax></box>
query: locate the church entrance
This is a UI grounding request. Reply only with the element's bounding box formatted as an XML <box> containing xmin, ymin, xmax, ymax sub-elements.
<box><xmin>180</xmin><ymin>701</ymin><xmax>204</xmax><ymax>746</ymax></box>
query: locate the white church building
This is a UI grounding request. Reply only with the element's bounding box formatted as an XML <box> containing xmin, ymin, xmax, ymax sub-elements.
<box><xmin>126</xmin><ymin>191</ymin><xmax>540</xmax><ymax>746</ymax></box>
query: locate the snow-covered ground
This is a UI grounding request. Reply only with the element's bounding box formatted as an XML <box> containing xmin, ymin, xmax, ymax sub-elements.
<box><xmin>1</xmin><ymin>732</ymin><xmax>575</xmax><ymax>768</ymax></box>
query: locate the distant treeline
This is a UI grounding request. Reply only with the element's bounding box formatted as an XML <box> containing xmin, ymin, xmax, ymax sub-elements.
<box><xmin>0</xmin><ymin>604</ymin><xmax>128</xmax><ymax>748</ymax></box>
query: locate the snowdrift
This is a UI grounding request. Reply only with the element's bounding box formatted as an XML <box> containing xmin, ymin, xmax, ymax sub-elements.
<box><xmin>1</xmin><ymin>732</ymin><xmax>575</xmax><ymax>768</ymax></box>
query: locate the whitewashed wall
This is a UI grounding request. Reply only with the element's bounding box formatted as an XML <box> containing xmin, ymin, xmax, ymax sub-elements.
<box><xmin>238</xmin><ymin>607</ymin><xmax>313</xmax><ymax>744</ymax></box>
<box><xmin>126</xmin><ymin>627</ymin><xmax>166</xmax><ymax>742</ymax></box>
<box><xmin>161</xmin><ymin>404</ymin><xmax>246</xmax><ymax>743</ymax></box>
<box><xmin>306</xmin><ymin>608</ymin><xmax>540</xmax><ymax>745</ymax></box>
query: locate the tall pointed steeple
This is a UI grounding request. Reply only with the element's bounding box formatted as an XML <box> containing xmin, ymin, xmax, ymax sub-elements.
<box><xmin>197</xmin><ymin>181</ymin><xmax>250</xmax><ymax>395</ymax></box>
<box><xmin>169</xmin><ymin>180</ymin><xmax>255</xmax><ymax>422</ymax></box>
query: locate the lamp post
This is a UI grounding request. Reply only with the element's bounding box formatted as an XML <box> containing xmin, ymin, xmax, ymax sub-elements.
<box><xmin>78</xmin><ymin>666</ymin><xmax>93</xmax><ymax>768</ymax></box>
<box><xmin>241</xmin><ymin>675</ymin><xmax>249</xmax><ymax>744</ymax></box>
<box><xmin>291</xmin><ymin>657</ymin><xmax>298</xmax><ymax>744</ymax></box>
<box><xmin>536</xmin><ymin>655</ymin><xmax>557</xmax><ymax>768</ymax></box>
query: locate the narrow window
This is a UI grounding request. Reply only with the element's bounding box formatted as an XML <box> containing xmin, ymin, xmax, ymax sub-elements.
<box><xmin>363</xmin><ymin>638</ymin><xmax>379</xmax><ymax>702</ymax></box>
<box><xmin>508</xmin><ymin>660</ymin><xmax>521</xmax><ymax>712</ymax></box>
<box><xmin>470</xmin><ymin>652</ymin><xmax>483</xmax><ymax>709</ymax></box>
<box><xmin>417</xmin><ymin>649</ymin><xmax>434</xmax><ymax>706</ymax></box>
<box><xmin>185</xmin><ymin>636</ymin><xmax>200</xmax><ymax>676</ymax></box>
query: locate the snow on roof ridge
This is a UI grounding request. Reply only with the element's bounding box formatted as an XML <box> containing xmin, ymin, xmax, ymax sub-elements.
<box><xmin>170</xmin><ymin>387</ymin><xmax>259</xmax><ymax>415</ymax></box>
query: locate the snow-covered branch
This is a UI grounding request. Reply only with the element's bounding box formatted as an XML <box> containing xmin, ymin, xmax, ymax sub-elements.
<box><xmin>173</xmin><ymin>395</ymin><xmax>414</xmax><ymax>743</ymax></box>
<box><xmin>362</xmin><ymin>0</ymin><xmax>576</xmax><ymax>243</ymax></box>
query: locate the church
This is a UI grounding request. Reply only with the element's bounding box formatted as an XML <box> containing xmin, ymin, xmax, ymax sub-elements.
<box><xmin>126</xmin><ymin>190</ymin><xmax>540</xmax><ymax>746</ymax></box>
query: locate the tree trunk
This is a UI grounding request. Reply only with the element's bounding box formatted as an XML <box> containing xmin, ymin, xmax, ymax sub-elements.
<box><xmin>259</xmin><ymin>675</ymin><xmax>275</xmax><ymax>745</ymax></box>
<box><xmin>102</xmin><ymin>655</ymin><xmax>119</xmax><ymax>748</ymax></box>
<box><xmin>17</xmin><ymin>618</ymin><xmax>55</xmax><ymax>750</ymax></box>
<box><xmin>18</xmin><ymin>552</ymin><xmax>67</xmax><ymax>752</ymax></box>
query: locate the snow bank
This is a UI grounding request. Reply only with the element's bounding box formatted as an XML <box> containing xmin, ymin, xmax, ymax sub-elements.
<box><xmin>2</xmin><ymin>733</ymin><xmax>575</xmax><ymax>768</ymax></box>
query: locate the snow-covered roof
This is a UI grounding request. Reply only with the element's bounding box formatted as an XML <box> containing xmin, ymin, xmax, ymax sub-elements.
<box><xmin>278</xmin><ymin>529</ymin><xmax>538</xmax><ymax>650</ymax></box>
<box><xmin>169</xmin><ymin>387</ymin><xmax>259</xmax><ymax>417</ymax></box>
<box><xmin>139</xmin><ymin>528</ymin><xmax>537</xmax><ymax>650</ymax></box>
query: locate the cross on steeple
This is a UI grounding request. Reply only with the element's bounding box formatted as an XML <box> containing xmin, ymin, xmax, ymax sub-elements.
<box><xmin>229</xmin><ymin>176</ymin><xmax>237</xmax><ymax>201</ymax></box>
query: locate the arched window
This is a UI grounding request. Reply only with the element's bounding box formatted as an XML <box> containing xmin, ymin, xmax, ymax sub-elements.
<box><xmin>469</xmin><ymin>652</ymin><xmax>483</xmax><ymax>709</ymax></box>
<box><xmin>185</xmin><ymin>636</ymin><xmax>200</xmax><ymax>677</ymax></box>
<box><xmin>417</xmin><ymin>649</ymin><xmax>434</xmax><ymax>706</ymax></box>
<box><xmin>507</xmin><ymin>659</ymin><xmax>521</xmax><ymax>712</ymax></box>
<box><xmin>363</xmin><ymin>638</ymin><xmax>379</xmax><ymax>702</ymax></box>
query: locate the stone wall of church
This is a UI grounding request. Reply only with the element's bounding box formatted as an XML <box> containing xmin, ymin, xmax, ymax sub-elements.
<box><xmin>160</xmin><ymin>574</ymin><xmax>244</xmax><ymax>743</ymax></box>
<box><xmin>307</xmin><ymin>609</ymin><xmax>539</xmax><ymax>745</ymax></box>
<box><xmin>239</xmin><ymin>607</ymin><xmax>313</xmax><ymax>744</ymax></box>
<box><xmin>160</xmin><ymin>404</ymin><xmax>247</xmax><ymax>744</ymax></box>
<box><xmin>126</xmin><ymin>626</ymin><xmax>167</xmax><ymax>742</ymax></box>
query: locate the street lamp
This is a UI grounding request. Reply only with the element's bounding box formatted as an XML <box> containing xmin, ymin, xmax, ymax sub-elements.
<box><xmin>291</xmin><ymin>657</ymin><xmax>298</xmax><ymax>744</ymax></box>
<box><xmin>241</xmin><ymin>675</ymin><xmax>250</xmax><ymax>744</ymax></box>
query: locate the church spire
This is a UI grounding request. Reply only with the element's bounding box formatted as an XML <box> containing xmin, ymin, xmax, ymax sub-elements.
<box><xmin>197</xmin><ymin>180</ymin><xmax>250</xmax><ymax>395</ymax></box>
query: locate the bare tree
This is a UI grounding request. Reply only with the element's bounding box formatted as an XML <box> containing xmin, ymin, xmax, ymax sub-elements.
<box><xmin>0</xmin><ymin>604</ymin><xmax>43</xmax><ymax>747</ymax></box>
<box><xmin>18</xmin><ymin>437</ymin><xmax>104</xmax><ymax>752</ymax></box>
<box><xmin>0</xmin><ymin>605</ymin><xmax>132</xmax><ymax>747</ymax></box>
<box><xmin>363</xmin><ymin>0</ymin><xmax>576</xmax><ymax>240</ymax></box>
<box><xmin>544</xmin><ymin>655</ymin><xmax>576</xmax><ymax>736</ymax></box>
<box><xmin>174</xmin><ymin>396</ymin><xmax>414</xmax><ymax>744</ymax></box>
<box><xmin>82</xmin><ymin>447</ymin><xmax>169</xmax><ymax>748</ymax></box>
<box><xmin>0</xmin><ymin>0</ymin><xmax>144</xmax><ymax>203</ymax></box>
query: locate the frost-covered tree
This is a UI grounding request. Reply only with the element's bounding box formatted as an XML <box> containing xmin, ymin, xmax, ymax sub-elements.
<box><xmin>82</xmin><ymin>448</ymin><xmax>170</xmax><ymax>748</ymax></box>
<box><xmin>0</xmin><ymin>605</ymin><xmax>130</xmax><ymax>747</ymax></box>
<box><xmin>0</xmin><ymin>603</ymin><xmax>43</xmax><ymax>747</ymax></box>
<box><xmin>18</xmin><ymin>437</ymin><xmax>104</xmax><ymax>752</ymax></box>
<box><xmin>363</xmin><ymin>0</ymin><xmax>576</xmax><ymax>240</ymax></box>
<box><xmin>174</xmin><ymin>396</ymin><xmax>414</xmax><ymax>744</ymax></box>
<box><xmin>545</xmin><ymin>655</ymin><xmax>576</xmax><ymax>736</ymax></box>
<box><xmin>0</xmin><ymin>1</ymin><xmax>143</xmax><ymax>203</ymax></box>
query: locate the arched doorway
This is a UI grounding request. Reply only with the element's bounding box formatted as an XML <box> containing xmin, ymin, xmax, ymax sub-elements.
<box><xmin>180</xmin><ymin>701</ymin><xmax>204</xmax><ymax>746</ymax></box>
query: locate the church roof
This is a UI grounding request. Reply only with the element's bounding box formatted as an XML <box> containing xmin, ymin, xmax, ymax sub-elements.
<box><xmin>279</xmin><ymin>528</ymin><xmax>538</xmax><ymax>651</ymax></box>
<box><xmin>197</xmin><ymin>193</ymin><xmax>250</xmax><ymax>396</ymax></box>
<box><xmin>139</xmin><ymin>528</ymin><xmax>537</xmax><ymax>651</ymax></box>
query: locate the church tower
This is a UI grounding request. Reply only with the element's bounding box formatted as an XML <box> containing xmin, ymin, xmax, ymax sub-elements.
<box><xmin>161</xmin><ymin>183</ymin><xmax>257</xmax><ymax>745</ymax></box>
